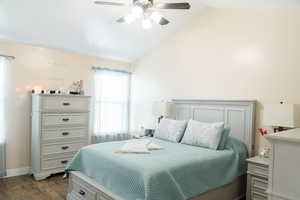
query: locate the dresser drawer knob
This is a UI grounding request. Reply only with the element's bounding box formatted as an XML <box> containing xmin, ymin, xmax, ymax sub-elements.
<box><xmin>61</xmin><ymin>160</ymin><xmax>68</xmax><ymax>164</ymax></box>
<box><xmin>61</xmin><ymin>146</ymin><xmax>69</xmax><ymax>150</ymax></box>
<box><xmin>62</xmin><ymin>118</ymin><xmax>69</xmax><ymax>122</ymax></box>
<box><xmin>79</xmin><ymin>190</ymin><xmax>86</xmax><ymax>196</ymax></box>
<box><xmin>62</xmin><ymin>102</ymin><xmax>71</xmax><ymax>106</ymax></box>
<box><xmin>62</xmin><ymin>132</ymin><xmax>69</xmax><ymax>136</ymax></box>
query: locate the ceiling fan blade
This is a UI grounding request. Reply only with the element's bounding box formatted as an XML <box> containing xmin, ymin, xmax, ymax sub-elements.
<box><xmin>153</xmin><ymin>3</ymin><xmax>191</xmax><ymax>9</ymax></box>
<box><xmin>159</xmin><ymin>17</ymin><xmax>169</xmax><ymax>25</ymax></box>
<box><xmin>116</xmin><ymin>17</ymin><xmax>125</xmax><ymax>23</ymax></box>
<box><xmin>94</xmin><ymin>1</ymin><xmax>126</xmax><ymax>6</ymax></box>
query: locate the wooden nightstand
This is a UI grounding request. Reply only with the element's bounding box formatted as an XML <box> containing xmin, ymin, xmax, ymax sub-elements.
<box><xmin>246</xmin><ymin>156</ymin><xmax>269</xmax><ymax>200</ymax></box>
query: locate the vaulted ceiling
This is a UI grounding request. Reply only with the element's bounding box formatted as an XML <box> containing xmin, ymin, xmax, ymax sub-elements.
<box><xmin>1</xmin><ymin>0</ymin><xmax>299</xmax><ymax>62</ymax></box>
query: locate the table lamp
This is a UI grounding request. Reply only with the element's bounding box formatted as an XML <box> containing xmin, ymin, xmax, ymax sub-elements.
<box><xmin>152</xmin><ymin>101</ymin><xmax>172</xmax><ymax>124</ymax></box>
<box><xmin>263</xmin><ymin>103</ymin><xmax>300</xmax><ymax>132</ymax></box>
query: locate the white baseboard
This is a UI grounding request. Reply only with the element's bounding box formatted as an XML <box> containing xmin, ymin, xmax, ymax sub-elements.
<box><xmin>5</xmin><ymin>167</ymin><xmax>31</xmax><ymax>178</ymax></box>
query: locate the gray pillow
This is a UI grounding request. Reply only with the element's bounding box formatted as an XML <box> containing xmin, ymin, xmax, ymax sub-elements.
<box><xmin>154</xmin><ymin>118</ymin><xmax>187</xmax><ymax>142</ymax></box>
<box><xmin>217</xmin><ymin>125</ymin><xmax>231</xmax><ymax>150</ymax></box>
<box><xmin>181</xmin><ymin>120</ymin><xmax>224</xmax><ymax>150</ymax></box>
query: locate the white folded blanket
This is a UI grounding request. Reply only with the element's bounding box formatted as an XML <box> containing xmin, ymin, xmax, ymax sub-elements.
<box><xmin>148</xmin><ymin>143</ymin><xmax>164</xmax><ymax>150</ymax></box>
<box><xmin>116</xmin><ymin>139</ymin><xmax>164</xmax><ymax>154</ymax></box>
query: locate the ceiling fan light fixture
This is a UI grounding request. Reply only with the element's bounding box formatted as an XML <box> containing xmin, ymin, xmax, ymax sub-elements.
<box><xmin>95</xmin><ymin>0</ymin><xmax>191</xmax><ymax>28</ymax></box>
<box><xmin>142</xmin><ymin>18</ymin><xmax>152</xmax><ymax>29</ymax></box>
<box><xmin>132</xmin><ymin>6</ymin><xmax>144</xmax><ymax>18</ymax></box>
<box><xmin>150</xmin><ymin>11</ymin><xmax>162</xmax><ymax>23</ymax></box>
<box><xmin>124</xmin><ymin>14</ymin><xmax>135</xmax><ymax>24</ymax></box>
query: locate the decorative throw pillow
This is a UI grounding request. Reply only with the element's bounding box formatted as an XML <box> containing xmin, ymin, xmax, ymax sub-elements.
<box><xmin>181</xmin><ymin>120</ymin><xmax>224</xmax><ymax>150</ymax></box>
<box><xmin>217</xmin><ymin>125</ymin><xmax>231</xmax><ymax>150</ymax></box>
<box><xmin>154</xmin><ymin>118</ymin><xmax>187</xmax><ymax>143</ymax></box>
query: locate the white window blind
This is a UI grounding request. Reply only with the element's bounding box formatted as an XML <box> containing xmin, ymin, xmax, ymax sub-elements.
<box><xmin>93</xmin><ymin>69</ymin><xmax>130</xmax><ymax>136</ymax></box>
<box><xmin>0</xmin><ymin>57</ymin><xmax>5</xmax><ymax>144</ymax></box>
<box><xmin>0</xmin><ymin>57</ymin><xmax>6</xmax><ymax>177</ymax></box>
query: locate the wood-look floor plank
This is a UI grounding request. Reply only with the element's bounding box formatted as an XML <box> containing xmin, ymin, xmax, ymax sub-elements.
<box><xmin>0</xmin><ymin>173</ymin><xmax>68</xmax><ymax>200</ymax></box>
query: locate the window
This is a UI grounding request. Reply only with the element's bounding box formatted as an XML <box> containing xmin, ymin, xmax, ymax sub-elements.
<box><xmin>93</xmin><ymin>69</ymin><xmax>130</xmax><ymax>136</ymax></box>
<box><xmin>0</xmin><ymin>57</ymin><xmax>6</xmax><ymax>177</ymax></box>
<box><xmin>0</xmin><ymin>57</ymin><xmax>5</xmax><ymax>144</ymax></box>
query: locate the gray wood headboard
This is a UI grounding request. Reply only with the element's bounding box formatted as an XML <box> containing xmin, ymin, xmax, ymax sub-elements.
<box><xmin>172</xmin><ymin>99</ymin><xmax>256</xmax><ymax>156</ymax></box>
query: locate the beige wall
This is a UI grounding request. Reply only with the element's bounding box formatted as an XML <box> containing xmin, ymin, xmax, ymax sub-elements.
<box><xmin>0</xmin><ymin>41</ymin><xmax>131</xmax><ymax>170</ymax></box>
<box><xmin>2</xmin><ymin>8</ymin><xmax>300</xmax><ymax>169</ymax></box>
<box><xmin>131</xmin><ymin>8</ymin><xmax>300</xmax><ymax>154</ymax></box>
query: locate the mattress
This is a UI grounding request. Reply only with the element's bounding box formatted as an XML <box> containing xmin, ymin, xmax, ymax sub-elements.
<box><xmin>66</xmin><ymin>137</ymin><xmax>248</xmax><ymax>200</ymax></box>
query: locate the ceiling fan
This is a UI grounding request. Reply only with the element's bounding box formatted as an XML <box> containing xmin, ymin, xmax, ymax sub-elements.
<box><xmin>94</xmin><ymin>0</ymin><xmax>191</xmax><ymax>29</ymax></box>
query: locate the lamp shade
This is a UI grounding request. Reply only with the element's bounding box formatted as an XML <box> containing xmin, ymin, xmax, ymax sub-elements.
<box><xmin>263</xmin><ymin>104</ymin><xmax>300</xmax><ymax>128</ymax></box>
<box><xmin>152</xmin><ymin>101</ymin><xmax>172</xmax><ymax>117</ymax></box>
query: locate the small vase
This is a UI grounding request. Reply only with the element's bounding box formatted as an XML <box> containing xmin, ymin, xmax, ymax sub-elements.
<box><xmin>259</xmin><ymin>147</ymin><xmax>271</xmax><ymax>158</ymax></box>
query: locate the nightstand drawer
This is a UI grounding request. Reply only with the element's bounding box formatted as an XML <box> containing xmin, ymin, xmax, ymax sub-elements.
<box><xmin>246</xmin><ymin>156</ymin><xmax>269</xmax><ymax>200</ymax></box>
<box><xmin>248</xmin><ymin>163</ymin><xmax>268</xmax><ymax>178</ymax></box>
<box><xmin>252</xmin><ymin>191</ymin><xmax>267</xmax><ymax>200</ymax></box>
<box><xmin>252</xmin><ymin>186</ymin><xmax>267</xmax><ymax>197</ymax></box>
<box><xmin>252</xmin><ymin>177</ymin><xmax>267</xmax><ymax>190</ymax></box>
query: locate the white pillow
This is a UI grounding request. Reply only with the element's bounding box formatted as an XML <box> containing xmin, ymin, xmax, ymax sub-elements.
<box><xmin>181</xmin><ymin>120</ymin><xmax>224</xmax><ymax>150</ymax></box>
<box><xmin>154</xmin><ymin>118</ymin><xmax>187</xmax><ymax>142</ymax></box>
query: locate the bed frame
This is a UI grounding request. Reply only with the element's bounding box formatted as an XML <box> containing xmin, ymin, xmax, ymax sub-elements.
<box><xmin>67</xmin><ymin>99</ymin><xmax>256</xmax><ymax>200</ymax></box>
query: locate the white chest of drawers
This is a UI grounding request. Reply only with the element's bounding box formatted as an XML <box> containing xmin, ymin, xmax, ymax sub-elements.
<box><xmin>31</xmin><ymin>94</ymin><xmax>91</xmax><ymax>180</ymax></box>
<box><xmin>265</xmin><ymin>129</ymin><xmax>300</xmax><ymax>200</ymax></box>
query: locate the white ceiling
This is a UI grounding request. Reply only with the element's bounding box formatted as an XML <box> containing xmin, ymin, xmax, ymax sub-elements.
<box><xmin>1</xmin><ymin>0</ymin><xmax>300</xmax><ymax>62</ymax></box>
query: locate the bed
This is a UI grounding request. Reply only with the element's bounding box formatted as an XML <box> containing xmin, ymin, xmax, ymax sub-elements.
<box><xmin>66</xmin><ymin>99</ymin><xmax>256</xmax><ymax>200</ymax></box>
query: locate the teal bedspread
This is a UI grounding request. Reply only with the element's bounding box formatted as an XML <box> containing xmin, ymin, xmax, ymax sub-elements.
<box><xmin>66</xmin><ymin>137</ymin><xmax>248</xmax><ymax>200</ymax></box>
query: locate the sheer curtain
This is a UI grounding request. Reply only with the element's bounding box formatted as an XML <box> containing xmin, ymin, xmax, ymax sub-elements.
<box><xmin>0</xmin><ymin>57</ymin><xmax>6</xmax><ymax>177</ymax></box>
<box><xmin>92</xmin><ymin>69</ymin><xmax>131</xmax><ymax>143</ymax></box>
